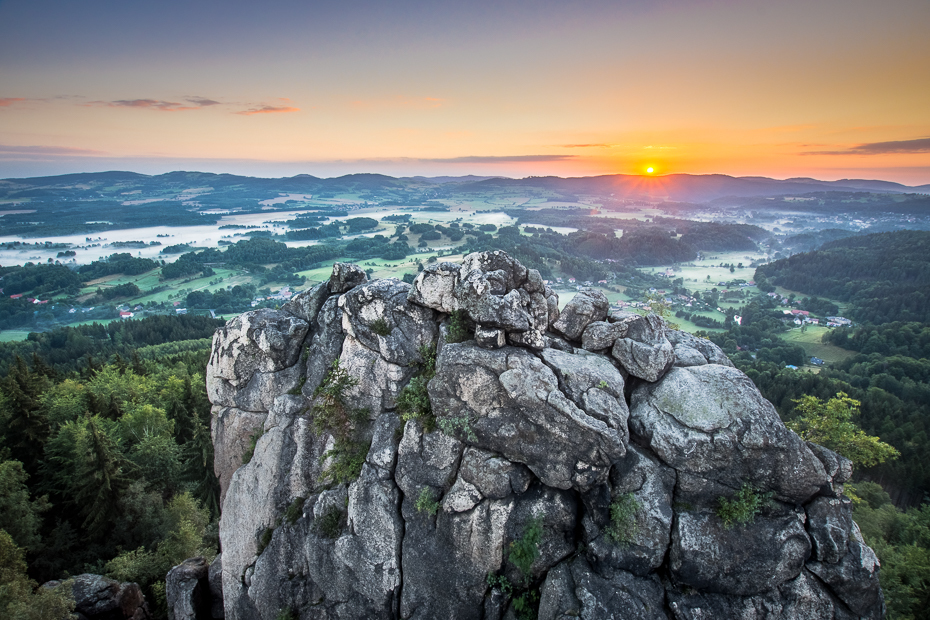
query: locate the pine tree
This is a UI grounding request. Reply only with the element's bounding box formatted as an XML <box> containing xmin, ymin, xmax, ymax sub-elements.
<box><xmin>74</xmin><ymin>417</ymin><xmax>132</xmax><ymax>538</ymax></box>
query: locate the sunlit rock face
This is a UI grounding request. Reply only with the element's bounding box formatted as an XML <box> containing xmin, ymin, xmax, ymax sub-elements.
<box><xmin>205</xmin><ymin>251</ymin><xmax>885</xmax><ymax>620</ymax></box>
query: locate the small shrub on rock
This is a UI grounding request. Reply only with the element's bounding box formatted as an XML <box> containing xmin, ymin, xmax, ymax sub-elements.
<box><xmin>315</xmin><ymin>505</ymin><xmax>346</xmax><ymax>539</ymax></box>
<box><xmin>312</xmin><ymin>360</ymin><xmax>370</xmax><ymax>485</ymax></box>
<box><xmin>716</xmin><ymin>483</ymin><xmax>772</xmax><ymax>529</ymax></box>
<box><xmin>284</xmin><ymin>497</ymin><xmax>306</xmax><ymax>525</ymax></box>
<box><xmin>606</xmin><ymin>492</ymin><xmax>641</xmax><ymax>544</ymax></box>
<box><xmin>241</xmin><ymin>428</ymin><xmax>265</xmax><ymax>465</ymax></box>
<box><xmin>446</xmin><ymin>310</ymin><xmax>472</xmax><ymax>343</ymax></box>
<box><xmin>509</xmin><ymin>518</ymin><xmax>542</xmax><ymax>585</ymax></box>
<box><xmin>370</xmin><ymin>317</ymin><xmax>391</xmax><ymax>336</ymax></box>
<box><xmin>397</xmin><ymin>345</ymin><xmax>437</xmax><ymax>431</ymax></box>
<box><xmin>415</xmin><ymin>487</ymin><xmax>440</xmax><ymax>516</ymax></box>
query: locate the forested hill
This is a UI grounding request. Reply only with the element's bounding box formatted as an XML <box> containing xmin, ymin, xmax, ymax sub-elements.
<box><xmin>754</xmin><ymin>230</ymin><xmax>930</xmax><ymax>324</ymax></box>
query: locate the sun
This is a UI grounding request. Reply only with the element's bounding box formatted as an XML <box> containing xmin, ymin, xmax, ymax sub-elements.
<box><xmin>646</xmin><ymin>167</ymin><xmax>654</xmax><ymax>174</ymax></box>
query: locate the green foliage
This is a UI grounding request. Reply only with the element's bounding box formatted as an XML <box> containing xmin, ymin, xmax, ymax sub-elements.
<box><xmin>437</xmin><ymin>415</ymin><xmax>477</xmax><ymax>442</ymax></box>
<box><xmin>105</xmin><ymin>492</ymin><xmax>214</xmax><ymax>619</ymax></box>
<box><xmin>486</xmin><ymin>572</ymin><xmax>513</xmax><ymax>596</ymax></box>
<box><xmin>755</xmin><ymin>230</ymin><xmax>930</xmax><ymax>323</ymax></box>
<box><xmin>0</xmin><ymin>531</ymin><xmax>75</xmax><ymax>620</ymax></box>
<box><xmin>446</xmin><ymin>310</ymin><xmax>472</xmax><ymax>344</ymax></box>
<box><xmin>315</xmin><ymin>504</ymin><xmax>345</xmax><ymax>539</ymax></box>
<box><xmin>511</xmin><ymin>589</ymin><xmax>540</xmax><ymax>620</ymax></box>
<box><xmin>285</xmin><ymin>496</ymin><xmax>306</xmax><ymax>525</ymax></box>
<box><xmin>0</xmin><ymin>315</ymin><xmax>222</xmax><ymax>376</ymax></box>
<box><xmin>310</xmin><ymin>360</ymin><xmax>371</xmax><ymax>486</ymax></box>
<box><xmin>488</xmin><ymin>519</ymin><xmax>544</xmax><ymax>620</ymax></box>
<box><xmin>716</xmin><ymin>483</ymin><xmax>772</xmax><ymax>529</ymax></box>
<box><xmin>320</xmin><ymin>439</ymin><xmax>369</xmax><ymax>487</ymax></box>
<box><xmin>275</xmin><ymin>609</ymin><xmax>297</xmax><ymax>620</ymax></box>
<box><xmin>606</xmin><ymin>492</ymin><xmax>641</xmax><ymax>545</ymax></box>
<box><xmin>241</xmin><ymin>428</ymin><xmax>264</xmax><ymax>465</ymax></box>
<box><xmin>257</xmin><ymin>526</ymin><xmax>274</xmax><ymax>556</ymax></box>
<box><xmin>415</xmin><ymin>487</ymin><xmax>440</xmax><ymax>516</ymax></box>
<box><xmin>370</xmin><ymin>317</ymin><xmax>391</xmax><ymax>336</ymax></box>
<box><xmin>787</xmin><ymin>393</ymin><xmax>900</xmax><ymax>468</ymax></box>
<box><xmin>509</xmin><ymin>517</ymin><xmax>542</xmax><ymax>585</ymax></box>
<box><xmin>397</xmin><ymin>344</ymin><xmax>437</xmax><ymax>431</ymax></box>
<box><xmin>0</xmin><ymin>461</ymin><xmax>49</xmax><ymax>552</ymax></box>
<box><xmin>849</xmin><ymin>481</ymin><xmax>930</xmax><ymax>619</ymax></box>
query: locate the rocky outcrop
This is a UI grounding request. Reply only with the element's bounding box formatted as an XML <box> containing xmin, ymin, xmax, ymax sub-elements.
<box><xmin>206</xmin><ymin>252</ymin><xmax>885</xmax><ymax>620</ymax></box>
<box><xmin>166</xmin><ymin>557</ymin><xmax>212</xmax><ymax>620</ymax></box>
<box><xmin>53</xmin><ymin>573</ymin><xmax>150</xmax><ymax>620</ymax></box>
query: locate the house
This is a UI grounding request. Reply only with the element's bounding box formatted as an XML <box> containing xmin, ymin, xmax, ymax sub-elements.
<box><xmin>119</xmin><ymin>311</ymin><xmax>134</xmax><ymax>318</ymax></box>
<box><xmin>568</xmin><ymin>278</ymin><xmax>576</xmax><ymax>284</ymax></box>
<box><xmin>9</xmin><ymin>294</ymin><xmax>22</xmax><ymax>299</ymax></box>
<box><xmin>733</xmin><ymin>315</ymin><xmax>742</xmax><ymax>326</ymax></box>
<box><xmin>810</xmin><ymin>357</ymin><xmax>825</xmax><ymax>366</ymax></box>
<box><xmin>176</xmin><ymin>308</ymin><xmax>187</xmax><ymax>315</ymax></box>
<box><xmin>786</xmin><ymin>365</ymin><xmax>799</xmax><ymax>370</ymax></box>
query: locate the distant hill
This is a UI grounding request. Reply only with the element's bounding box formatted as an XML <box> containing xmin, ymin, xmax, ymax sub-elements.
<box><xmin>755</xmin><ymin>230</ymin><xmax>930</xmax><ymax>323</ymax></box>
<box><xmin>3</xmin><ymin>170</ymin><xmax>927</xmax><ymax>204</ymax></box>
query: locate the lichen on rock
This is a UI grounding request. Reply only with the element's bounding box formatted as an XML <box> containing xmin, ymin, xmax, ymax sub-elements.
<box><xmin>203</xmin><ymin>251</ymin><xmax>885</xmax><ymax>620</ymax></box>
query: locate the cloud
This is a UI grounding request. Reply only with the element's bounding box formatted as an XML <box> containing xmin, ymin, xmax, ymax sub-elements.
<box><xmin>235</xmin><ymin>105</ymin><xmax>300</xmax><ymax>116</ymax></box>
<box><xmin>806</xmin><ymin>137</ymin><xmax>930</xmax><ymax>156</ymax></box>
<box><xmin>187</xmin><ymin>97</ymin><xmax>221</xmax><ymax>107</ymax></box>
<box><xmin>88</xmin><ymin>98</ymin><xmax>224</xmax><ymax>112</ymax></box>
<box><xmin>419</xmin><ymin>155</ymin><xmax>575</xmax><ymax>164</ymax></box>
<box><xmin>0</xmin><ymin>98</ymin><xmax>27</xmax><ymax>107</ymax></box>
<box><xmin>88</xmin><ymin>99</ymin><xmax>200</xmax><ymax>112</ymax></box>
<box><xmin>0</xmin><ymin>144</ymin><xmax>107</xmax><ymax>158</ymax></box>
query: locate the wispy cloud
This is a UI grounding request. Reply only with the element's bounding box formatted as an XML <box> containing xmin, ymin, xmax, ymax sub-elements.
<box><xmin>235</xmin><ymin>104</ymin><xmax>301</xmax><ymax>116</ymax></box>
<box><xmin>0</xmin><ymin>98</ymin><xmax>27</xmax><ymax>107</ymax></box>
<box><xmin>805</xmin><ymin>137</ymin><xmax>930</xmax><ymax>156</ymax></box>
<box><xmin>420</xmin><ymin>155</ymin><xmax>575</xmax><ymax>164</ymax></box>
<box><xmin>88</xmin><ymin>97</ymin><xmax>225</xmax><ymax>112</ymax></box>
<box><xmin>89</xmin><ymin>99</ymin><xmax>201</xmax><ymax>112</ymax></box>
<box><xmin>187</xmin><ymin>97</ymin><xmax>221</xmax><ymax>107</ymax></box>
<box><xmin>0</xmin><ymin>144</ymin><xmax>107</xmax><ymax>158</ymax></box>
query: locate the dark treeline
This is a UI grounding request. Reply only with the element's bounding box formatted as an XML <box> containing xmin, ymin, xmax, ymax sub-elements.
<box><xmin>0</xmin><ymin>263</ymin><xmax>83</xmax><ymax>297</ymax></box>
<box><xmin>656</xmin><ymin>218</ymin><xmax>769</xmax><ymax>251</ymax></box>
<box><xmin>162</xmin><ymin>237</ymin><xmax>345</xmax><ymax>280</ymax></box>
<box><xmin>824</xmin><ymin>322</ymin><xmax>930</xmax><ymax>359</ymax></box>
<box><xmin>755</xmin><ymin>230</ymin><xmax>930</xmax><ymax>323</ymax></box>
<box><xmin>0</xmin><ymin>315</ymin><xmax>224</xmax><ymax>376</ymax></box>
<box><xmin>0</xmin><ymin>200</ymin><xmax>220</xmax><ymax>237</ymax></box>
<box><xmin>781</xmin><ymin>228</ymin><xmax>860</xmax><ymax>253</ymax></box>
<box><xmin>185</xmin><ymin>285</ymin><xmax>257</xmax><ymax>311</ymax></box>
<box><xmin>0</xmin><ymin>348</ymin><xmax>218</xmax><ymax>616</ymax></box>
<box><xmin>78</xmin><ymin>253</ymin><xmax>160</xmax><ymax>280</ymax></box>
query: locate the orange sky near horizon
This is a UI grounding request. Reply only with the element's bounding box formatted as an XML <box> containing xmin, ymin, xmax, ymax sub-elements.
<box><xmin>1</xmin><ymin>0</ymin><xmax>928</xmax><ymax>183</ymax></box>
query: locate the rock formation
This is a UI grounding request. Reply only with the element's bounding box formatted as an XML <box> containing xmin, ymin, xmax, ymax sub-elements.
<box><xmin>204</xmin><ymin>251</ymin><xmax>885</xmax><ymax>620</ymax></box>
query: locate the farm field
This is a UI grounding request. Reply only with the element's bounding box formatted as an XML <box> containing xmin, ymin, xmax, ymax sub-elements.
<box><xmin>779</xmin><ymin>325</ymin><xmax>857</xmax><ymax>365</ymax></box>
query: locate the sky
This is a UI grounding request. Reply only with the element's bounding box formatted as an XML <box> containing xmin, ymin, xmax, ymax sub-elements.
<box><xmin>1</xmin><ymin>0</ymin><xmax>929</xmax><ymax>183</ymax></box>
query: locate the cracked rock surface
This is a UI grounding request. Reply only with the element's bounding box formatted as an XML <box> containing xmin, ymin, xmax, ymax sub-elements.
<box><xmin>204</xmin><ymin>252</ymin><xmax>885</xmax><ymax>620</ymax></box>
